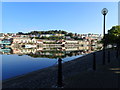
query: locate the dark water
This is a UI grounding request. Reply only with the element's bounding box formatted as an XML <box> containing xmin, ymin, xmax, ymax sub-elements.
<box><xmin>2</xmin><ymin>54</ymin><xmax>81</xmax><ymax>80</ymax></box>
<box><xmin>1</xmin><ymin>46</ymin><xmax>100</xmax><ymax>80</ymax></box>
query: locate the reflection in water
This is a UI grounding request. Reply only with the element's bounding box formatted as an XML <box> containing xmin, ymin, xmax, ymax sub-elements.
<box><xmin>0</xmin><ymin>47</ymin><xmax>13</xmax><ymax>55</ymax></box>
<box><xmin>0</xmin><ymin>46</ymin><xmax>102</xmax><ymax>59</ymax></box>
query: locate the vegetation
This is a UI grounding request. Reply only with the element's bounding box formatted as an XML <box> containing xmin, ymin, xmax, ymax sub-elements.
<box><xmin>103</xmin><ymin>25</ymin><xmax>120</xmax><ymax>47</ymax></box>
<box><xmin>26</xmin><ymin>50</ymin><xmax>81</xmax><ymax>59</ymax></box>
<box><xmin>17</xmin><ymin>30</ymin><xmax>80</xmax><ymax>40</ymax></box>
<box><xmin>17</xmin><ymin>30</ymin><xmax>66</xmax><ymax>35</ymax></box>
<box><xmin>40</xmin><ymin>36</ymin><xmax>64</xmax><ymax>40</ymax></box>
<box><xmin>16</xmin><ymin>30</ymin><xmax>101</xmax><ymax>41</ymax></box>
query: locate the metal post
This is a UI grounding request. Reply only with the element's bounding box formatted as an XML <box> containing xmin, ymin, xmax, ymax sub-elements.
<box><xmin>93</xmin><ymin>53</ymin><xmax>96</xmax><ymax>71</ymax></box>
<box><xmin>101</xmin><ymin>8</ymin><xmax>108</xmax><ymax>65</ymax></box>
<box><xmin>103</xmin><ymin>14</ymin><xmax>106</xmax><ymax>65</ymax></box>
<box><xmin>57</xmin><ymin>58</ymin><xmax>63</xmax><ymax>88</ymax></box>
<box><xmin>103</xmin><ymin>15</ymin><xmax>106</xmax><ymax>39</ymax></box>
<box><xmin>118</xmin><ymin>48</ymin><xmax>119</xmax><ymax>57</ymax></box>
<box><xmin>108</xmin><ymin>51</ymin><xmax>110</xmax><ymax>63</ymax></box>
<box><xmin>116</xmin><ymin>48</ymin><xmax>118</xmax><ymax>58</ymax></box>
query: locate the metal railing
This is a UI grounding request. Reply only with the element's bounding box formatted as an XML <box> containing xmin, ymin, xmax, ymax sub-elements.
<box><xmin>55</xmin><ymin>47</ymin><xmax>120</xmax><ymax>88</ymax></box>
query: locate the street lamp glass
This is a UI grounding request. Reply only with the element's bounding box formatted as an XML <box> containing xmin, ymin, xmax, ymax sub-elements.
<box><xmin>101</xmin><ymin>8</ymin><xmax>108</xmax><ymax>15</ymax></box>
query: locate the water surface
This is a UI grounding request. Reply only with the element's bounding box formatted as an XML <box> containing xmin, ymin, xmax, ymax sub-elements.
<box><xmin>1</xmin><ymin>46</ymin><xmax>99</xmax><ymax>80</ymax></box>
<box><xmin>2</xmin><ymin>54</ymin><xmax>81</xmax><ymax>80</ymax></box>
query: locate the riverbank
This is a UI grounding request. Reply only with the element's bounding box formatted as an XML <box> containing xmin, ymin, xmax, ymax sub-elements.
<box><xmin>2</xmin><ymin>48</ymin><xmax>120</xmax><ymax>88</ymax></box>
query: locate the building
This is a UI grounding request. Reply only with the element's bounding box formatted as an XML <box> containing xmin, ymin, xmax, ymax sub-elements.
<box><xmin>0</xmin><ymin>33</ymin><xmax>4</xmax><ymax>39</ymax></box>
<box><xmin>0</xmin><ymin>39</ymin><xmax>11</xmax><ymax>45</ymax></box>
<box><xmin>40</xmin><ymin>34</ymin><xmax>54</xmax><ymax>37</ymax></box>
<box><xmin>54</xmin><ymin>34</ymin><xmax>65</xmax><ymax>37</ymax></box>
<box><xmin>36</xmin><ymin>40</ymin><xmax>43</xmax><ymax>44</ymax></box>
<box><xmin>12</xmin><ymin>37</ymin><xmax>43</xmax><ymax>44</ymax></box>
<box><xmin>65</xmin><ymin>36</ymin><xmax>71</xmax><ymax>40</ymax></box>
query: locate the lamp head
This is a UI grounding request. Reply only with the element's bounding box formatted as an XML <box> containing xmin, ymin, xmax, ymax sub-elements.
<box><xmin>101</xmin><ymin>8</ymin><xmax>108</xmax><ymax>15</ymax></box>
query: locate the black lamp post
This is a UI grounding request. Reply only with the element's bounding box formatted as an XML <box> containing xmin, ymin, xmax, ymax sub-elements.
<box><xmin>101</xmin><ymin>8</ymin><xmax>108</xmax><ymax>65</ymax></box>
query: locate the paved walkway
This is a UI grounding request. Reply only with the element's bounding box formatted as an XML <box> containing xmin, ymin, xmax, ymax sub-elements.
<box><xmin>64</xmin><ymin>56</ymin><xmax>120</xmax><ymax>88</ymax></box>
<box><xmin>2</xmin><ymin>48</ymin><xmax>120</xmax><ymax>89</ymax></box>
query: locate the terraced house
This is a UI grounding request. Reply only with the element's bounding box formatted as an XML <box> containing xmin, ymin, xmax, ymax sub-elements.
<box><xmin>0</xmin><ymin>39</ymin><xmax>12</xmax><ymax>45</ymax></box>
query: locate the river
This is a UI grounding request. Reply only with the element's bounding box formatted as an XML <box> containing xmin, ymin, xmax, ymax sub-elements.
<box><xmin>1</xmin><ymin>46</ymin><xmax>101</xmax><ymax>80</ymax></box>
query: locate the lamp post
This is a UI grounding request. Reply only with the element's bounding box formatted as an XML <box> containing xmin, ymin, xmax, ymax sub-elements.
<box><xmin>101</xmin><ymin>8</ymin><xmax>108</xmax><ymax>65</ymax></box>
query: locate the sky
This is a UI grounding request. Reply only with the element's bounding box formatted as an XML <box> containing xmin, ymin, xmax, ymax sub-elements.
<box><xmin>118</xmin><ymin>2</ymin><xmax>120</xmax><ymax>25</ymax></box>
<box><xmin>2</xmin><ymin>2</ymin><xmax>118</xmax><ymax>34</ymax></box>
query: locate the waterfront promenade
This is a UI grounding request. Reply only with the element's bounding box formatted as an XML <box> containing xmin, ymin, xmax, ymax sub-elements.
<box><xmin>2</xmin><ymin>48</ymin><xmax>120</xmax><ymax>88</ymax></box>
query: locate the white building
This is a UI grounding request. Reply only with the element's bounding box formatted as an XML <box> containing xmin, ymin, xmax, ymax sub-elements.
<box><xmin>40</xmin><ymin>34</ymin><xmax>53</xmax><ymax>37</ymax></box>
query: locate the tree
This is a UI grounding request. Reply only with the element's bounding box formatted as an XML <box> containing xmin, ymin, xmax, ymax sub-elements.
<box><xmin>35</xmin><ymin>37</ymin><xmax>40</xmax><ymax>39</ymax></box>
<box><xmin>104</xmin><ymin>25</ymin><xmax>120</xmax><ymax>47</ymax></box>
<box><xmin>66</xmin><ymin>33</ymin><xmax>73</xmax><ymax>37</ymax></box>
<box><xmin>17</xmin><ymin>32</ymin><xmax>24</xmax><ymax>35</ymax></box>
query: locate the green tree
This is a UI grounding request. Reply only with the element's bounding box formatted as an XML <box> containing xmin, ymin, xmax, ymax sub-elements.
<box><xmin>35</xmin><ymin>37</ymin><xmax>40</xmax><ymax>39</ymax></box>
<box><xmin>105</xmin><ymin>25</ymin><xmax>120</xmax><ymax>47</ymax></box>
<box><xmin>66</xmin><ymin>33</ymin><xmax>73</xmax><ymax>37</ymax></box>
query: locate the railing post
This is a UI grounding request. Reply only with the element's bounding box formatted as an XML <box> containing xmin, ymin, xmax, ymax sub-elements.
<box><xmin>116</xmin><ymin>48</ymin><xmax>118</xmax><ymax>58</ymax></box>
<box><xmin>107</xmin><ymin>51</ymin><xmax>110</xmax><ymax>63</ymax></box>
<box><xmin>93</xmin><ymin>53</ymin><xmax>96</xmax><ymax>71</ymax></box>
<box><xmin>118</xmin><ymin>48</ymin><xmax>120</xmax><ymax>56</ymax></box>
<box><xmin>103</xmin><ymin>49</ymin><xmax>105</xmax><ymax>65</ymax></box>
<box><xmin>57</xmin><ymin>58</ymin><xmax>63</xmax><ymax>88</ymax></box>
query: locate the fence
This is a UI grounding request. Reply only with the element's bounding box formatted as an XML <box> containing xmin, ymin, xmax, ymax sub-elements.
<box><xmin>56</xmin><ymin>47</ymin><xmax>120</xmax><ymax>88</ymax></box>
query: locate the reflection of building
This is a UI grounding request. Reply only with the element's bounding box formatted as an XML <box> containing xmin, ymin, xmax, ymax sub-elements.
<box><xmin>0</xmin><ymin>48</ymin><xmax>12</xmax><ymax>54</ymax></box>
<box><xmin>12</xmin><ymin>48</ymin><xmax>21</xmax><ymax>54</ymax></box>
<box><xmin>65</xmin><ymin>40</ymin><xmax>78</xmax><ymax>44</ymax></box>
<box><xmin>65</xmin><ymin>47</ymin><xmax>79</xmax><ymax>51</ymax></box>
<box><xmin>12</xmin><ymin>48</ymin><xmax>38</xmax><ymax>54</ymax></box>
<box><xmin>14</xmin><ymin>45</ymin><xmax>100</xmax><ymax>54</ymax></box>
<box><xmin>64</xmin><ymin>40</ymin><xmax>90</xmax><ymax>46</ymax></box>
<box><xmin>0</xmin><ymin>44</ymin><xmax>102</xmax><ymax>58</ymax></box>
